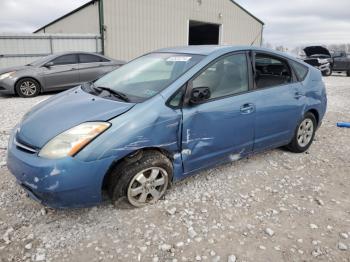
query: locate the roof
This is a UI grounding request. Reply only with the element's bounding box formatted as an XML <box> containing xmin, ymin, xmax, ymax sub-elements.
<box><xmin>34</xmin><ymin>0</ymin><xmax>263</xmax><ymax>33</ymax></box>
<box><xmin>34</xmin><ymin>0</ymin><xmax>99</xmax><ymax>33</ymax></box>
<box><xmin>155</xmin><ymin>45</ymin><xmax>302</xmax><ymax>62</ymax></box>
<box><xmin>155</xmin><ymin>45</ymin><xmax>233</xmax><ymax>55</ymax></box>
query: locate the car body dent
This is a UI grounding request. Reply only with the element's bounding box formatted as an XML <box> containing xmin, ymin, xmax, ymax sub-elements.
<box><xmin>76</xmin><ymin>94</ymin><xmax>185</xmax><ymax>179</ymax></box>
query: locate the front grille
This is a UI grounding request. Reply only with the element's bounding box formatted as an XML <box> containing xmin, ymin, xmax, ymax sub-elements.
<box><xmin>304</xmin><ymin>58</ymin><xmax>320</xmax><ymax>67</ymax></box>
<box><xmin>14</xmin><ymin>137</ymin><xmax>38</xmax><ymax>154</ymax></box>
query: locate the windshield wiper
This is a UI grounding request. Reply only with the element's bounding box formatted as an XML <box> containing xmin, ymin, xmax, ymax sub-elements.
<box><xmin>93</xmin><ymin>85</ymin><xmax>130</xmax><ymax>102</ymax></box>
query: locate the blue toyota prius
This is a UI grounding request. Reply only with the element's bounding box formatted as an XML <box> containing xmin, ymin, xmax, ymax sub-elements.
<box><xmin>7</xmin><ymin>46</ymin><xmax>327</xmax><ymax>208</ymax></box>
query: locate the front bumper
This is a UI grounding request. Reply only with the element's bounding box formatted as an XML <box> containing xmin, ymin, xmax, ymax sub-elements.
<box><xmin>0</xmin><ymin>77</ymin><xmax>16</xmax><ymax>94</ymax></box>
<box><xmin>317</xmin><ymin>63</ymin><xmax>331</xmax><ymax>72</ymax></box>
<box><xmin>6</xmin><ymin>131</ymin><xmax>115</xmax><ymax>208</ymax></box>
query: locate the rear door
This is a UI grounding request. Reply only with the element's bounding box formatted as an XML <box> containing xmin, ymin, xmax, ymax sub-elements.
<box><xmin>41</xmin><ymin>54</ymin><xmax>80</xmax><ymax>90</ymax></box>
<box><xmin>78</xmin><ymin>53</ymin><xmax>116</xmax><ymax>83</ymax></box>
<box><xmin>252</xmin><ymin>52</ymin><xmax>305</xmax><ymax>152</ymax></box>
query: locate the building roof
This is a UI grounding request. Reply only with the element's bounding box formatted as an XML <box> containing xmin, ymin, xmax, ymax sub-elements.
<box><xmin>230</xmin><ymin>0</ymin><xmax>264</xmax><ymax>25</ymax></box>
<box><xmin>34</xmin><ymin>0</ymin><xmax>99</xmax><ymax>33</ymax></box>
<box><xmin>34</xmin><ymin>0</ymin><xmax>263</xmax><ymax>33</ymax></box>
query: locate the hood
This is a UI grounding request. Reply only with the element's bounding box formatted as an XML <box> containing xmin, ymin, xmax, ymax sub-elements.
<box><xmin>0</xmin><ymin>65</ymin><xmax>32</xmax><ymax>75</ymax></box>
<box><xmin>303</xmin><ymin>46</ymin><xmax>331</xmax><ymax>57</ymax></box>
<box><xmin>17</xmin><ymin>87</ymin><xmax>135</xmax><ymax>148</ymax></box>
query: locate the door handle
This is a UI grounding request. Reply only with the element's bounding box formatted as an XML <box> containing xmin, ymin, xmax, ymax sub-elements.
<box><xmin>240</xmin><ymin>103</ymin><xmax>255</xmax><ymax>114</ymax></box>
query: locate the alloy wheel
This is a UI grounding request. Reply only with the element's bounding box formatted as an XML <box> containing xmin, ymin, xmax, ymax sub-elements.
<box><xmin>297</xmin><ymin>118</ymin><xmax>314</xmax><ymax>147</ymax></box>
<box><xmin>127</xmin><ymin>167</ymin><xmax>168</xmax><ymax>207</ymax></box>
<box><xmin>19</xmin><ymin>81</ymin><xmax>37</xmax><ymax>97</ymax></box>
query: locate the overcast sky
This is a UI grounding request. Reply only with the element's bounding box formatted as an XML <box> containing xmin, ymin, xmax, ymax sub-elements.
<box><xmin>0</xmin><ymin>0</ymin><xmax>349</xmax><ymax>49</ymax></box>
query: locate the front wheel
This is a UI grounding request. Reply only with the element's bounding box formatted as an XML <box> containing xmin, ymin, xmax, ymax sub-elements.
<box><xmin>108</xmin><ymin>151</ymin><xmax>172</xmax><ymax>208</ymax></box>
<box><xmin>347</xmin><ymin>70</ymin><xmax>350</xmax><ymax>77</ymax></box>
<box><xmin>15</xmin><ymin>78</ymin><xmax>40</xmax><ymax>98</ymax></box>
<box><xmin>287</xmin><ymin>112</ymin><xmax>316</xmax><ymax>153</ymax></box>
<box><xmin>322</xmin><ymin>68</ymin><xmax>332</xmax><ymax>77</ymax></box>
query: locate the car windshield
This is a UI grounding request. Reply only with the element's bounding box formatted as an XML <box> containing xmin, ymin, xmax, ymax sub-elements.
<box><xmin>92</xmin><ymin>52</ymin><xmax>204</xmax><ymax>102</ymax></box>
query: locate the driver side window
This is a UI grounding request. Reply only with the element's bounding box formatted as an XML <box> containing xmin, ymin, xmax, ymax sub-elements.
<box><xmin>192</xmin><ymin>53</ymin><xmax>249</xmax><ymax>100</ymax></box>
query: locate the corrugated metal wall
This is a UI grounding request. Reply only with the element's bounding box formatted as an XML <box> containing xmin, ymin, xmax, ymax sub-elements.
<box><xmin>103</xmin><ymin>0</ymin><xmax>263</xmax><ymax>61</ymax></box>
<box><xmin>0</xmin><ymin>34</ymin><xmax>102</xmax><ymax>68</ymax></box>
<box><xmin>35</xmin><ymin>2</ymin><xmax>100</xmax><ymax>34</ymax></box>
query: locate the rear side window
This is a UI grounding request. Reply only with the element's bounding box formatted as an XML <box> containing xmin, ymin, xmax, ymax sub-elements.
<box><xmin>290</xmin><ymin>60</ymin><xmax>308</xmax><ymax>81</ymax></box>
<box><xmin>255</xmin><ymin>54</ymin><xmax>292</xmax><ymax>89</ymax></box>
<box><xmin>79</xmin><ymin>54</ymin><xmax>109</xmax><ymax>63</ymax></box>
<box><xmin>51</xmin><ymin>54</ymin><xmax>78</xmax><ymax>66</ymax></box>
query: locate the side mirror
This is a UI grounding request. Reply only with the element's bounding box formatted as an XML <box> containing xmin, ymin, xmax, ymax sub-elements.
<box><xmin>190</xmin><ymin>87</ymin><xmax>211</xmax><ymax>104</ymax></box>
<box><xmin>44</xmin><ymin>61</ymin><xmax>54</xmax><ymax>68</ymax></box>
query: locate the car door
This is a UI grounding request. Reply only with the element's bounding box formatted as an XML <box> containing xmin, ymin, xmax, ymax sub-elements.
<box><xmin>78</xmin><ymin>53</ymin><xmax>115</xmax><ymax>83</ymax></box>
<box><xmin>181</xmin><ymin>52</ymin><xmax>256</xmax><ymax>173</ymax></box>
<box><xmin>251</xmin><ymin>52</ymin><xmax>305</xmax><ymax>152</ymax></box>
<box><xmin>41</xmin><ymin>54</ymin><xmax>80</xmax><ymax>90</ymax></box>
<box><xmin>333</xmin><ymin>52</ymin><xmax>347</xmax><ymax>70</ymax></box>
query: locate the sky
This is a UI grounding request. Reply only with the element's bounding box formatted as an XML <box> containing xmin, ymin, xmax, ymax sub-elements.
<box><xmin>0</xmin><ymin>0</ymin><xmax>349</xmax><ymax>49</ymax></box>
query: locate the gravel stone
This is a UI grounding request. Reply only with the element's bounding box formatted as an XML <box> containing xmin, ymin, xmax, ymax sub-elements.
<box><xmin>340</xmin><ymin>233</ymin><xmax>348</xmax><ymax>239</ymax></box>
<box><xmin>264</xmin><ymin>228</ymin><xmax>275</xmax><ymax>236</ymax></box>
<box><xmin>338</xmin><ymin>242</ymin><xmax>348</xmax><ymax>251</ymax></box>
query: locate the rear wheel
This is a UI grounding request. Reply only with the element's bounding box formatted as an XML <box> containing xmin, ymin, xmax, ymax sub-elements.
<box><xmin>15</xmin><ymin>78</ymin><xmax>40</xmax><ymax>98</ymax></box>
<box><xmin>287</xmin><ymin>112</ymin><xmax>316</xmax><ymax>153</ymax></box>
<box><xmin>108</xmin><ymin>151</ymin><xmax>172</xmax><ymax>208</ymax></box>
<box><xmin>347</xmin><ymin>70</ymin><xmax>350</xmax><ymax>77</ymax></box>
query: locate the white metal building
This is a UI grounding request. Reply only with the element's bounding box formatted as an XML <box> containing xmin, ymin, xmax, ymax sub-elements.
<box><xmin>34</xmin><ymin>0</ymin><xmax>264</xmax><ymax>61</ymax></box>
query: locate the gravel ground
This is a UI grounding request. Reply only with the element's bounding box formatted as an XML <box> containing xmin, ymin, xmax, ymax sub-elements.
<box><xmin>0</xmin><ymin>75</ymin><xmax>350</xmax><ymax>262</ymax></box>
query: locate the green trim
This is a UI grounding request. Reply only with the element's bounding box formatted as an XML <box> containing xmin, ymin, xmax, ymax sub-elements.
<box><xmin>33</xmin><ymin>0</ymin><xmax>100</xmax><ymax>33</ymax></box>
<box><xmin>98</xmin><ymin>0</ymin><xmax>105</xmax><ymax>54</ymax></box>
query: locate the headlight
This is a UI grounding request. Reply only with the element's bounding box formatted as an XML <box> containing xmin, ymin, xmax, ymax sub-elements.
<box><xmin>39</xmin><ymin>122</ymin><xmax>111</xmax><ymax>159</ymax></box>
<box><xmin>0</xmin><ymin>71</ymin><xmax>15</xmax><ymax>80</ymax></box>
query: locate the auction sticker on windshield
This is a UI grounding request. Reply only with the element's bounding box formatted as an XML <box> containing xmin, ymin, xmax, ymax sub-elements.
<box><xmin>166</xmin><ymin>56</ymin><xmax>192</xmax><ymax>62</ymax></box>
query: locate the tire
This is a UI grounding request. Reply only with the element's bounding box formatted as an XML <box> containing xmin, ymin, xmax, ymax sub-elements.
<box><xmin>15</xmin><ymin>78</ymin><xmax>40</xmax><ymax>98</ymax></box>
<box><xmin>287</xmin><ymin>112</ymin><xmax>317</xmax><ymax>153</ymax></box>
<box><xmin>108</xmin><ymin>150</ymin><xmax>173</xmax><ymax>208</ymax></box>
<box><xmin>347</xmin><ymin>70</ymin><xmax>350</xmax><ymax>77</ymax></box>
<box><xmin>322</xmin><ymin>68</ymin><xmax>332</xmax><ymax>77</ymax></box>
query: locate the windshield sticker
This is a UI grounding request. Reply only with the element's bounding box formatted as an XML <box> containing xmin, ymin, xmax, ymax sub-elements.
<box><xmin>166</xmin><ymin>56</ymin><xmax>192</xmax><ymax>62</ymax></box>
<box><xmin>144</xmin><ymin>89</ymin><xmax>158</xmax><ymax>97</ymax></box>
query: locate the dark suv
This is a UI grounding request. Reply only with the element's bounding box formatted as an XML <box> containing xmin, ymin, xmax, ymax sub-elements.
<box><xmin>332</xmin><ymin>51</ymin><xmax>350</xmax><ymax>76</ymax></box>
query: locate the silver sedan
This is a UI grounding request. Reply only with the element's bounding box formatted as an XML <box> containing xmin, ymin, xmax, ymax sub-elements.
<box><xmin>0</xmin><ymin>52</ymin><xmax>125</xmax><ymax>97</ymax></box>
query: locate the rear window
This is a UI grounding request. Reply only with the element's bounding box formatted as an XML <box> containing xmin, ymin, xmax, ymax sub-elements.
<box><xmin>290</xmin><ymin>60</ymin><xmax>309</xmax><ymax>81</ymax></box>
<box><xmin>79</xmin><ymin>54</ymin><xmax>109</xmax><ymax>63</ymax></box>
